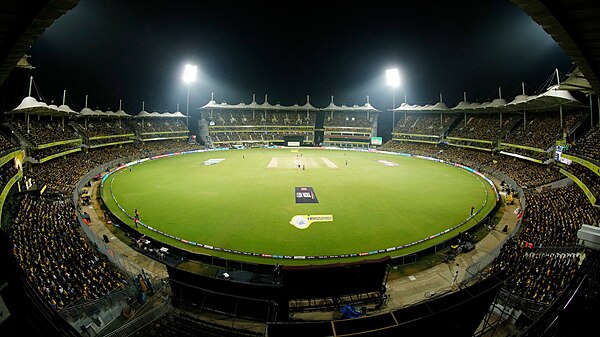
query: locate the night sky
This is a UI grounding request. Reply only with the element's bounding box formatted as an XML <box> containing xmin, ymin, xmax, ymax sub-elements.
<box><xmin>17</xmin><ymin>0</ymin><xmax>572</xmax><ymax>132</ymax></box>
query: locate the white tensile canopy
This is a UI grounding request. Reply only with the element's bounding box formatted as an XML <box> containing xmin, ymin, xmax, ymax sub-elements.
<box><xmin>200</xmin><ymin>94</ymin><xmax>322</xmax><ymax>112</ymax></box>
<box><xmin>321</xmin><ymin>95</ymin><xmax>380</xmax><ymax>112</ymax></box>
<box><xmin>6</xmin><ymin>96</ymin><xmax>77</xmax><ymax>117</ymax></box>
<box><xmin>394</xmin><ymin>86</ymin><xmax>582</xmax><ymax>113</ymax></box>
<box><xmin>558</xmin><ymin>67</ymin><xmax>594</xmax><ymax>95</ymax></box>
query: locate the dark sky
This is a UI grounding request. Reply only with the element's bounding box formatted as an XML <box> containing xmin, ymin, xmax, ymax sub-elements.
<box><xmin>22</xmin><ymin>0</ymin><xmax>571</xmax><ymax>129</ymax></box>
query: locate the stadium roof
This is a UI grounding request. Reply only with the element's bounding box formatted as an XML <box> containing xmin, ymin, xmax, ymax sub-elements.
<box><xmin>134</xmin><ymin>110</ymin><xmax>186</xmax><ymax>118</ymax></box>
<box><xmin>558</xmin><ymin>67</ymin><xmax>594</xmax><ymax>94</ymax></box>
<box><xmin>0</xmin><ymin>0</ymin><xmax>80</xmax><ymax>86</ymax></box>
<box><xmin>321</xmin><ymin>95</ymin><xmax>380</xmax><ymax>112</ymax></box>
<box><xmin>200</xmin><ymin>94</ymin><xmax>327</xmax><ymax>112</ymax></box>
<box><xmin>392</xmin><ymin>85</ymin><xmax>583</xmax><ymax>113</ymax></box>
<box><xmin>511</xmin><ymin>0</ymin><xmax>600</xmax><ymax>95</ymax></box>
<box><xmin>5</xmin><ymin>95</ymin><xmax>78</xmax><ymax>116</ymax></box>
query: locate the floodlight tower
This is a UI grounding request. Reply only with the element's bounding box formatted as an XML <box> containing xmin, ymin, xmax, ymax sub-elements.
<box><xmin>386</xmin><ymin>68</ymin><xmax>400</xmax><ymax>127</ymax></box>
<box><xmin>182</xmin><ymin>64</ymin><xmax>198</xmax><ymax>130</ymax></box>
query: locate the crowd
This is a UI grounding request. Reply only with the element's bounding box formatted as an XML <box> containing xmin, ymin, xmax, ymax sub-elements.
<box><xmin>490</xmin><ymin>237</ymin><xmax>583</xmax><ymax>304</ymax></box>
<box><xmin>29</xmin><ymin>143</ymin><xmax>82</xmax><ymax>161</ymax></box>
<box><xmin>0</xmin><ymin>160</ymin><xmax>20</xmax><ymax>189</ymax></box>
<box><xmin>0</xmin><ymin>132</ymin><xmax>18</xmax><ymax>153</ymax></box>
<box><xmin>209</xmin><ymin>111</ymin><xmax>316</xmax><ymax>126</ymax></box>
<box><xmin>502</xmin><ymin>112</ymin><xmax>584</xmax><ymax>149</ymax></box>
<box><xmin>449</xmin><ymin>113</ymin><xmax>519</xmax><ymax>141</ymax></box>
<box><xmin>564</xmin><ymin>162</ymin><xmax>600</xmax><ymax>199</ymax></box>
<box><xmin>520</xmin><ymin>185</ymin><xmax>600</xmax><ymax>247</ymax></box>
<box><xmin>324</xmin><ymin>112</ymin><xmax>374</xmax><ymax>128</ymax></box>
<box><xmin>392</xmin><ymin>113</ymin><xmax>453</xmax><ymax>135</ymax></box>
<box><xmin>205</xmin><ymin>111</ymin><xmax>317</xmax><ymax>144</ymax></box>
<box><xmin>381</xmin><ymin>140</ymin><xmax>563</xmax><ymax>188</ymax></box>
<box><xmin>566</xmin><ymin>124</ymin><xmax>600</xmax><ymax>161</ymax></box>
<box><xmin>74</xmin><ymin>119</ymin><xmax>134</xmax><ymax>138</ymax></box>
<box><xmin>9</xmin><ymin>120</ymin><xmax>81</xmax><ymax>146</ymax></box>
<box><xmin>210</xmin><ymin>130</ymin><xmax>314</xmax><ymax>144</ymax></box>
<box><xmin>10</xmin><ymin>195</ymin><xmax>128</xmax><ymax>311</ymax></box>
<box><xmin>131</xmin><ymin>118</ymin><xmax>188</xmax><ymax>134</ymax></box>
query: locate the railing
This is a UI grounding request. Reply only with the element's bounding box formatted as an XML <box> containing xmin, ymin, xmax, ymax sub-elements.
<box><xmin>100</xmin><ymin>282</ymin><xmax>173</xmax><ymax>337</ymax></box>
<box><xmin>101</xmin><ymin>301</ymin><xmax>172</xmax><ymax>337</ymax></box>
<box><xmin>60</xmin><ymin>278</ymin><xmax>140</xmax><ymax>323</ymax></box>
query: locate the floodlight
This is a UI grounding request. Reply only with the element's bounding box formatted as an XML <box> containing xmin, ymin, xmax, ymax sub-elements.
<box><xmin>183</xmin><ymin>64</ymin><xmax>197</xmax><ymax>83</ymax></box>
<box><xmin>182</xmin><ymin>64</ymin><xmax>198</xmax><ymax>131</ymax></box>
<box><xmin>386</xmin><ymin>68</ymin><xmax>400</xmax><ymax>88</ymax></box>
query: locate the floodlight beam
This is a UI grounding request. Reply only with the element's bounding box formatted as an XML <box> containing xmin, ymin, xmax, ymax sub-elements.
<box><xmin>386</xmin><ymin>68</ymin><xmax>401</xmax><ymax>126</ymax></box>
<box><xmin>182</xmin><ymin>64</ymin><xmax>198</xmax><ymax>131</ymax></box>
<box><xmin>183</xmin><ymin>64</ymin><xmax>197</xmax><ymax>83</ymax></box>
<box><xmin>386</xmin><ymin>68</ymin><xmax>400</xmax><ymax>88</ymax></box>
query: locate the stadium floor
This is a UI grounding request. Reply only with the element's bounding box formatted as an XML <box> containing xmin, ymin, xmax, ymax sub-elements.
<box><xmin>84</xmin><ymin>174</ymin><xmax>519</xmax><ymax>315</ymax></box>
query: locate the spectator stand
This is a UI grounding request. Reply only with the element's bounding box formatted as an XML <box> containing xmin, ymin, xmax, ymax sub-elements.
<box><xmin>5</xmin><ymin>93</ymin><xmax>84</xmax><ymax>163</ymax></box>
<box><xmin>130</xmin><ymin>105</ymin><xmax>189</xmax><ymax>142</ymax></box>
<box><xmin>322</xmin><ymin>95</ymin><xmax>379</xmax><ymax>149</ymax></box>
<box><xmin>200</xmin><ymin>93</ymin><xmax>318</xmax><ymax>147</ymax></box>
<box><xmin>0</xmin><ymin>149</ymin><xmax>24</xmax><ymax>226</ymax></box>
<box><xmin>0</xmin><ymin>127</ymin><xmax>19</xmax><ymax>155</ymax></box>
<box><xmin>390</xmin><ymin>102</ymin><xmax>455</xmax><ymax>145</ymax></box>
<box><xmin>73</xmin><ymin>103</ymin><xmax>136</xmax><ymax>149</ymax></box>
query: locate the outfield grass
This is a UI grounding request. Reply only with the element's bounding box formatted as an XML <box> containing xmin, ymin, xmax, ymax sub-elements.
<box><xmin>101</xmin><ymin>148</ymin><xmax>497</xmax><ymax>265</ymax></box>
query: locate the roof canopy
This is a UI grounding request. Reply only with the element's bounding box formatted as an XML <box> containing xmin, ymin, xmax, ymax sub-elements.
<box><xmin>134</xmin><ymin>110</ymin><xmax>187</xmax><ymax>118</ymax></box>
<box><xmin>392</xmin><ymin>86</ymin><xmax>583</xmax><ymax>113</ymax></box>
<box><xmin>5</xmin><ymin>96</ymin><xmax>78</xmax><ymax>116</ymax></box>
<box><xmin>558</xmin><ymin>67</ymin><xmax>594</xmax><ymax>94</ymax></box>
<box><xmin>200</xmin><ymin>94</ymin><xmax>378</xmax><ymax>112</ymax></box>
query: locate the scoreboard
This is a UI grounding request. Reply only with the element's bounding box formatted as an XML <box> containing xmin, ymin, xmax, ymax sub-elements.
<box><xmin>555</xmin><ymin>145</ymin><xmax>572</xmax><ymax>165</ymax></box>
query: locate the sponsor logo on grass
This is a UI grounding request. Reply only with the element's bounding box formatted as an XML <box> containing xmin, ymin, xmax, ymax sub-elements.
<box><xmin>295</xmin><ymin>186</ymin><xmax>318</xmax><ymax>203</ymax></box>
<box><xmin>290</xmin><ymin>214</ymin><xmax>333</xmax><ymax>229</ymax></box>
<box><xmin>203</xmin><ymin>158</ymin><xmax>225</xmax><ymax>165</ymax></box>
<box><xmin>377</xmin><ymin>160</ymin><xmax>399</xmax><ymax>167</ymax></box>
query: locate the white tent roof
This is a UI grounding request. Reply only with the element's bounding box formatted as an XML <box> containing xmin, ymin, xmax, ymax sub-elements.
<box><xmin>58</xmin><ymin>104</ymin><xmax>77</xmax><ymax>114</ymax></box>
<box><xmin>558</xmin><ymin>67</ymin><xmax>593</xmax><ymax>94</ymax></box>
<box><xmin>392</xmin><ymin>101</ymin><xmax>450</xmax><ymax>112</ymax></box>
<box><xmin>200</xmin><ymin>95</ymin><xmax>322</xmax><ymax>111</ymax></box>
<box><xmin>452</xmin><ymin>101</ymin><xmax>471</xmax><ymax>110</ymax></box>
<box><xmin>170</xmin><ymin>111</ymin><xmax>187</xmax><ymax>118</ymax></box>
<box><xmin>322</xmin><ymin>96</ymin><xmax>380</xmax><ymax>112</ymax></box>
<box><xmin>115</xmin><ymin>109</ymin><xmax>129</xmax><ymax>117</ymax></box>
<box><xmin>78</xmin><ymin>107</ymin><xmax>97</xmax><ymax>117</ymax></box>
<box><xmin>136</xmin><ymin>110</ymin><xmax>152</xmax><ymax>117</ymax></box>
<box><xmin>6</xmin><ymin>96</ymin><xmax>73</xmax><ymax>116</ymax></box>
<box><xmin>397</xmin><ymin>85</ymin><xmax>583</xmax><ymax>114</ymax></box>
<box><xmin>505</xmin><ymin>85</ymin><xmax>583</xmax><ymax>111</ymax></box>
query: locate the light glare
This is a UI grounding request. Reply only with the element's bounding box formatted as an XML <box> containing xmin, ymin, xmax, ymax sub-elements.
<box><xmin>386</xmin><ymin>68</ymin><xmax>400</xmax><ymax>87</ymax></box>
<box><xmin>183</xmin><ymin>64</ymin><xmax>198</xmax><ymax>83</ymax></box>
